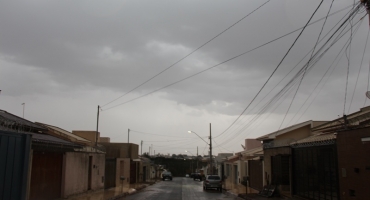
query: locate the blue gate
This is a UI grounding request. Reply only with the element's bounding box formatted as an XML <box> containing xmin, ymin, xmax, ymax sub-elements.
<box><xmin>0</xmin><ymin>130</ymin><xmax>32</xmax><ymax>200</ymax></box>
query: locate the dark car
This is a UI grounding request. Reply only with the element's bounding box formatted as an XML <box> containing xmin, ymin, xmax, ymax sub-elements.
<box><xmin>203</xmin><ymin>175</ymin><xmax>222</xmax><ymax>192</ymax></box>
<box><xmin>162</xmin><ymin>171</ymin><xmax>173</xmax><ymax>181</ymax></box>
<box><xmin>193</xmin><ymin>173</ymin><xmax>202</xmax><ymax>181</ymax></box>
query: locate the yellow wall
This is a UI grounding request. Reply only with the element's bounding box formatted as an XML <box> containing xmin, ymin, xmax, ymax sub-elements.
<box><xmin>61</xmin><ymin>152</ymin><xmax>105</xmax><ymax>198</ymax></box>
<box><xmin>72</xmin><ymin>131</ymin><xmax>100</xmax><ymax>143</ymax></box>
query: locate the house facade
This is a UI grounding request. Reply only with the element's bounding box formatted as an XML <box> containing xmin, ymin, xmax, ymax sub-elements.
<box><xmin>99</xmin><ymin>142</ymin><xmax>139</xmax><ymax>189</ymax></box>
<box><xmin>256</xmin><ymin>120</ymin><xmax>327</xmax><ymax>197</ymax></box>
<box><xmin>36</xmin><ymin>123</ymin><xmax>106</xmax><ymax>198</ymax></box>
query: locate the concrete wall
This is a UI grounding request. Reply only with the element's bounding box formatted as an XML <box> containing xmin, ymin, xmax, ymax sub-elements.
<box><xmin>138</xmin><ymin>161</ymin><xmax>151</xmax><ymax>182</ymax></box>
<box><xmin>245</xmin><ymin>139</ymin><xmax>261</xmax><ymax>151</ymax></box>
<box><xmin>100</xmin><ymin>143</ymin><xmax>139</xmax><ymax>159</ymax></box>
<box><xmin>275</xmin><ymin>126</ymin><xmax>311</xmax><ymax>143</ymax></box>
<box><xmin>115</xmin><ymin>158</ymin><xmax>130</xmax><ymax>187</ymax></box>
<box><xmin>72</xmin><ymin>131</ymin><xmax>100</xmax><ymax>143</ymax></box>
<box><xmin>263</xmin><ymin>147</ymin><xmax>290</xmax><ymax>185</ymax></box>
<box><xmin>337</xmin><ymin>127</ymin><xmax>370</xmax><ymax>200</ymax></box>
<box><xmin>224</xmin><ymin>160</ymin><xmax>257</xmax><ymax>195</ymax></box>
<box><xmin>100</xmin><ymin>137</ymin><xmax>110</xmax><ymax>143</ymax></box>
<box><xmin>62</xmin><ymin>152</ymin><xmax>105</xmax><ymax>198</ymax></box>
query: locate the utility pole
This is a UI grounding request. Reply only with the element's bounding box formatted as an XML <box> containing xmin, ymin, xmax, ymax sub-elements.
<box><xmin>128</xmin><ymin>129</ymin><xmax>130</xmax><ymax>144</ymax></box>
<box><xmin>141</xmin><ymin>140</ymin><xmax>143</xmax><ymax>155</ymax></box>
<box><xmin>22</xmin><ymin>103</ymin><xmax>25</xmax><ymax>118</ymax></box>
<box><xmin>209</xmin><ymin>123</ymin><xmax>213</xmax><ymax>175</ymax></box>
<box><xmin>197</xmin><ymin>146</ymin><xmax>198</xmax><ymax>172</ymax></box>
<box><xmin>96</xmin><ymin>105</ymin><xmax>100</xmax><ymax>146</ymax></box>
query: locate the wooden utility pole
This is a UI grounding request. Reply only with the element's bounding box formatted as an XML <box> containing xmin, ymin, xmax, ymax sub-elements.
<box><xmin>197</xmin><ymin>146</ymin><xmax>198</xmax><ymax>172</ymax></box>
<box><xmin>141</xmin><ymin>140</ymin><xmax>143</xmax><ymax>155</ymax></box>
<box><xmin>96</xmin><ymin>105</ymin><xmax>100</xmax><ymax>146</ymax></box>
<box><xmin>128</xmin><ymin>129</ymin><xmax>130</xmax><ymax>143</ymax></box>
<box><xmin>209</xmin><ymin>123</ymin><xmax>213</xmax><ymax>175</ymax></box>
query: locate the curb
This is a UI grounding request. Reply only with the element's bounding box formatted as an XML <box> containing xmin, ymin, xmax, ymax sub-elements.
<box><xmin>107</xmin><ymin>181</ymin><xmax>158</xmax><ymax>200</ymax></box>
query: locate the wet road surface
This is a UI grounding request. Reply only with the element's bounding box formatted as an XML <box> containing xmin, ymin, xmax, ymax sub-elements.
<box><xmin>121</xmin><ymin>177</ymin><xmax>242</xmax><ymax>200</ymax></box>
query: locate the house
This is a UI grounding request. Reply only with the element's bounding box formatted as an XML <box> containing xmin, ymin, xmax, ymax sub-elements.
<box><xmin>256</xmin><ymin>120</ymin><xmax>327</xmax><ymax>197</ymax></box>
<box><xmin>98</xmin><ymin>141</ymin><xmax>139</xmax><ymax>189</ymax></box>
<box><xmin>138</xmin><ymin>156</ymin><xmax>152</xmax><ymax>182</ymax></box>
<box><xmin>290</xmin><ymin>106</ymin><xmax>370</xmax><ymax>200</ymax></box>
<box><xmin>36</xmin><ymin>123</ymin><xmax>105</xmax><ymax>198</ymax></box>
<box><xmin>223</xmin><ymin>139</ymin><xmax>262</xmax><ymax>195</ymax></box>
<box><xmin>0</xmin><ymin>129</ymin><xmax>31</xmax><ymax>200</ymax></box>
<box><xmin>0</xmin><ymin>110</ymin><xmax>85</xmax><ymax>200</ymax></box>
<box><xmin>215</xmin><ymin>153</ymin><xmax>233</xmax><ymax>178</ymax></box>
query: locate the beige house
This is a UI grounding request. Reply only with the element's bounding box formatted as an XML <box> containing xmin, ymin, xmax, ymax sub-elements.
<box><xmin>289</xmin><ymin>106</ymin><xmax>370</xmax><ymax>200</ymax></box>
<box><xmin>138</xmin><ymin>156</ymin><xmax>152</xmax><ymax>182</ymax></box>
<box><xmin>223</xmin><ymin>139</ymin><xmax>262</xmax><ymax>195</ymax></box>
<box><xmin>36</xmin><ymin>123</ymin><xmax>106</xmax><ymax>198</ymax></box>
<box><xmin>256</xmin><ymin>120</ymin><xmax>326</xmax><ymax>197</ymax></box>
<box><xmin>99</xmin><ymin>142</ymin><xmax>139</xmax><ymax>189</ymax></box>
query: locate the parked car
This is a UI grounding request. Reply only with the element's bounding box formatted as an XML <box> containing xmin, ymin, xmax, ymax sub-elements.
<box><xmin>193</xmin><ymin>173</ymin><xmax>202</xmax><ymax>181</ymax></box>
<box><xmin>185</xmin><ymin>174</ymin><xmax>189</xmax><ymax>178</ymax></box>
<box><xmin>203</xmin><ymin>175</ymin><xmax>222</xmax><ymax>192</ymax></box>
<box><xmin>190</xmin><ymin>173</ymin><xmax>196</xmax><ymax>178</ymax></box>
<box><xmin>162</xmin><ymin>171</ymin><xmax>173</xmax><ymax>181</ymax></box>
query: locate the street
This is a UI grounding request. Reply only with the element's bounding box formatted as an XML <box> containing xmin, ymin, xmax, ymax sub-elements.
<box><xmin>121</xmin><ymin>177</ymin><xmax>242</xmax><ymax>200</ymax></box>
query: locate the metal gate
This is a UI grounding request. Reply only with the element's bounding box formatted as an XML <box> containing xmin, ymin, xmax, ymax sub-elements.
<box><xmin>0</xmin><ymin>130</ymin><xmax>31</xmax><ymax>200</ymax></box>
<box><xmin>271</xmin><ymin>155</ymin><xmax>290</xmax><ymax>185</ymax></box>
<box><xmin>30</xmin><ymin>152</ymin><xmax>63</xmax><ymax>200</ymax></box>
<box><xmin>143</xmin><ymin>166</ymin><xmax>147</xmax><ymax>182</ymax></box>
<box><xmin>104</xmin><ymin>158</ymin><xmax>117</xmax><ymax>189</ymax></box>
<box><xmin>293</xmin><ymin>145</ymin><xmax>339</xmax><ymax>200</ymax></box>
<box><xmin>130</xmin><ymin>161</ymin><xmax>137</xmax><ymax>184</ymax></box>
<box><xmin>249</xmin><ymin>160</ymin><xmax>263</xmax><ymax>191</ymax></box>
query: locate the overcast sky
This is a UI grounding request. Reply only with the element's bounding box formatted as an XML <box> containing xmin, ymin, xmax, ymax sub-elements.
<box><xmin>1</xmin><ymin>0</ymin><xmax>369</xmax><ymax>156</ymax></box>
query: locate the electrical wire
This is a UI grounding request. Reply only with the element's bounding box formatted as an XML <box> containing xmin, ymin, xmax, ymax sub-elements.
<box><xmin>275</xmin><ymin>0</ymin><xmax>329</xmax><ymax>133</ymax></box>
<box><xmin>101</xmin><ymin>0</ymin><xmax>271</xmax><ymax>108</ymax></box>
<box><xmin>213</xmin><ymin>6</ymin><xmax>365</xmax><ymax>148</ymax></box>
<box><xmin>215</xmin><ymin>0</ymin><xmax>324</xmax><ymax>139</ymax></box>
<box><xmin>102</xmin><ymin>5</ymin><xmax>354</xmax><ymax>111</ymax></box>
<box><xmin>214</xmin><ymin>4</ymin><xmax>356</xmax><ymax>141</ymax></box>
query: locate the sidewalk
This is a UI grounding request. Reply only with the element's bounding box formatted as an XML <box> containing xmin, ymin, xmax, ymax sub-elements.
<box><xmin>236</xmin><ymin>193</ymin><xmax>302</xmax><ymax>200</ymax></box>
<box><xmin>65</xmin><ymin>180</ymin><xmax>159</xmax><ymax>200</ymax></box>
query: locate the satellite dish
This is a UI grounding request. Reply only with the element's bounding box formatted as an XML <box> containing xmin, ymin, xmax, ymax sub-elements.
<box><xmin>366</xmin><ymin>91</ymin><xmax>370</xmax><ymax>99</ymax></box>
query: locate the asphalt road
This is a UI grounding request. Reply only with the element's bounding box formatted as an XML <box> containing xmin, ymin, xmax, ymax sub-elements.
<box><xmin>121</xmin><ymin>177</ymin><xmax>242</xmax><ymax>200</ymax></box>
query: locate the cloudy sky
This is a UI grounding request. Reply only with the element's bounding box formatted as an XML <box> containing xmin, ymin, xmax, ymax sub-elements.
<box><xmin>1</xmin><ymin>0</ymin><xmax>369</xmax><ymax>155</ymax></box>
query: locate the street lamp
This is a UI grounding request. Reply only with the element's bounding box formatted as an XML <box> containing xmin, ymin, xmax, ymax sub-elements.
<box><xmin>188</xmin><ymin>123</ymin><xmax>213</xmax><ymax>175</ymax></box>
<box><xmin>185</xmin><ymin>150</ymin><xmax>196</xmax><ymax>173</ymax></box>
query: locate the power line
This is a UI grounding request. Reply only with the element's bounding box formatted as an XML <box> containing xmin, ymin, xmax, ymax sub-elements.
<box><xmin>275</xmin><ymin>0</ymin><xmax>328</xmax><ymax>133</ymax></box>
<box><xmin>214</xmin><ymin>4</ymin><xmax>356</xmax><ymax>142</ymax></box>
<box><xmin>101</xmin><ymin>0</ymin><xmax>271</xmax><ymax>108</ymax></box>
<box><xmin>102</xmin><ymin>5</ymin><xmax>353</xmax><ymax>112</ymax></box>
<box><xmin>363</xmin><ymin>28</ymin><xmax>370</xmax><ymax>106</ymax></box>
<box><xmin>215</xmin><ymin>0</ymin><xmax>325</xmax><ymax>139</ymax></box>
<box><xmin>213</xmin><ymin>6</ymin><xmax>365</xmax><ymax>147</ymax></box>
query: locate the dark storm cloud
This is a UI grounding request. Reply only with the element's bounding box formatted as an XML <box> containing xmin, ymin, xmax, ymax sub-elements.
<box><xmin>0</xmin><ymin>0</ymin><xmax>369</xmax><ymax>133</ymax></box>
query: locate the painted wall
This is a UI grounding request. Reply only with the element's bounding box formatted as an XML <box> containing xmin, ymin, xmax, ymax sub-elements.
<box><xmin>245</xmin><ymin>139</ymin><xmax>261</xmax><ymax>151</ymax></box>
<box><xmin>100</xmin><ymin>143</ymin><xmax>139</xmax><ymax>159</ymax></box>
<box><xmin>72</xmin><ymin>131</ymin><xmax>100</xmax><ymax>143</ymax></box>
<box><xmin>337</xmin><ymin>127</ymin><xmax>370</xmax><ymax>200</ymax></box>
<box><xmin>100</xmin><ymin>137</ymin><xmax>110</xmax><ymax>143</ymax></box>
<box><xmin>115</xmin><ymin>158</ymin><xmax>130</xmax><ymax>187</ymax></box>
<box><xmin>263</xmin><ymin>147</ymin><xmax>291</xmax><ymax>194</ymax></box>
<box><xmin>62</xmin><ymin>152</ymin><xmax>105</xmax><ymax>198</ymax></box>
<box><xmin>275</xmin><ymin>126</ymin><xmax>311</xmax><ymax>144</ymax></box>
